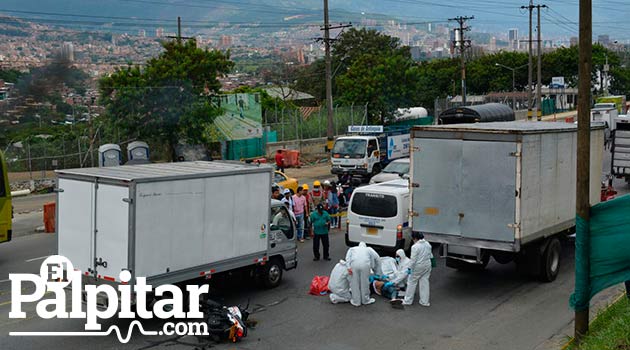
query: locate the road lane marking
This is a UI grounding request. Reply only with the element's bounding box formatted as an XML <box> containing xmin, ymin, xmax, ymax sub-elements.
<box><xmin>25</xmin><ymin>255</ymin><xmax>50</xmax><ymax>263</ymax></box>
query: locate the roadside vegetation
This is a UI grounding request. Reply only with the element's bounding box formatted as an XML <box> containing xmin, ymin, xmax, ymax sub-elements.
<box><xmin>570</xmin><ymin>296</ymin><xmax>630</xmax><ymax>350</ymax></box>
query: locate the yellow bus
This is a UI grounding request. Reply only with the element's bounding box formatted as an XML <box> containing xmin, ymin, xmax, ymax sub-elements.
<box><xmin>0</xmin><ymin>150</ymin><xmax>11</xmax><ymax>243</ymax></box>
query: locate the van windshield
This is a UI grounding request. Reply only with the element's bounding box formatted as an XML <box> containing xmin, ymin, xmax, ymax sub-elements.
<box><xmin>351</xmin><ymin>192</ymin><xmax>397</xmax><ymax>218</ymax></box>
<box><xmin>382</xmin><ymin>161</ymin><xmax>409</xmax><ymax>175</ymax></box>
<box><xmin>332</xmin><ymin>139</ymin><xmax>366</xmax><ymax>158</ymax></box>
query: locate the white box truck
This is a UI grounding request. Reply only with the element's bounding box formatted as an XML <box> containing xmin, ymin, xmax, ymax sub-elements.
<box><xmin>56</xmin><ymin>161</ymin><xmax>297</xmax><ymax>305</ymax></box>
<box><xmin>410</xmin><ymin>122</ymin><xmax>604</xmax><ymax>281</ymax></box>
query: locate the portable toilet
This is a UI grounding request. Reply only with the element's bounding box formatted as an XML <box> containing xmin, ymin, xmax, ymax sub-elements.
<box><xmin>98</xmin><ymin>144</ymin><xmax>122</xmax><ymax>167</ymax></box>
<box><xmin>127</xmin><ymin>141</ymin><xmax>149</xmax><ymax>161</ymax></box>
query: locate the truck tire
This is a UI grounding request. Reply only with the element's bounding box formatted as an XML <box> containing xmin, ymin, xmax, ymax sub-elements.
<box><xmin>261</xmin><ymin>258</ymin><xmax>283</xmax><ymax>289</ymax></box>
<box><xmin>540</xmin><ymin>237</ymin><xmax>561</xmax><ymax>282</ymax></box>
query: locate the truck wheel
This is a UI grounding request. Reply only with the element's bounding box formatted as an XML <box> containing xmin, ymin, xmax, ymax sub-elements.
<box><xmin>261</xmin><ymin>258</ymin><xmax>283</xmax><ymax>289</ymax></box>
<box><xmin>540</xmin><ymin>238</ymin><xmax>561</xmax><ymax>282</ymax></box>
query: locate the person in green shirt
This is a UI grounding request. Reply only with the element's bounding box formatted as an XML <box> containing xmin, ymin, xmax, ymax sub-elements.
<box><xmin>310</xmin><ymin>204</ymin><xmax>331</xmax><ymax>261</ymax></box>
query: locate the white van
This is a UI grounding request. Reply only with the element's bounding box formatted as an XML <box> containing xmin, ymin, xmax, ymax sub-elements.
<box><xmin>345</xmin><ymin>179</ymin><xmax>412</xmax><ymax>253</ymax></box>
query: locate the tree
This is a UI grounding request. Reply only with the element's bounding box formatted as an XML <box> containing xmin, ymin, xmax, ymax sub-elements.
<box><xmin>99</xmin><ymin>40</ymin><xmax>233</xmax><ymax>160</ymax></box>
<box><xmin>337</xmin><ymin>53</ymin><xmax>420</xmax><ymax>123</ymax></box>
<box><xmin>331</xmin><ymin>28</ymin><xmax>418</xmax><ymax>122</ymax></box>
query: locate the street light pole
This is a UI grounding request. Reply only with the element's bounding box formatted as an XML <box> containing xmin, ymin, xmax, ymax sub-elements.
<box><xmin>496</xmin><ymin>63</ymin><xmax>528</xmax><ymax>111</ymax></box>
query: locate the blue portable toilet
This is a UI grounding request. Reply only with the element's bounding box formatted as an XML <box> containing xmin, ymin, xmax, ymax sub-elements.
<box><xmin>127</xmin><ymin>141</ymin><xmax>150</xmax><ymax>161</ymax></box>
<box><xmin>98</xmin><ymin>144</ymin><xmax>122</xmax><ymax>167</ymax></box>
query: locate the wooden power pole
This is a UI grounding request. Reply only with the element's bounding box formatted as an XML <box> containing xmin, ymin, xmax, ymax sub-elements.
<box><xmin>320</xmin><ymin>1</ymin><xmax>351</xmax><ymax>150</ymax></box>
<box><xmin>449</xmin><ymin>16</ymin><xmax>474</xmax><ymax>106</ymax></box>
<box><xmin>166</xmin><ymin>17</ymin><xmax>193</xmax><ymax>42</ymax></box>
<box><xmin>575</xmin><ymin>0</ymin><xmax>592</xmax><ymax>342</ymax></box>
<box><xmin>536</xmin><ymin>4</ymin><xmax>547</xmax><ymax>120</ymax></box>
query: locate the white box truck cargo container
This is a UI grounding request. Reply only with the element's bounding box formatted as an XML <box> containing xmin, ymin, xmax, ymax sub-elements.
<box><xmin>410</xmin><ymin>122</ymin><xmax>604</xmax><ymax>281</ymax></box>
<box><xmin>56</xmin><ymin>161</ymin><xmax>297</xmax><ymax>305</ymax></box>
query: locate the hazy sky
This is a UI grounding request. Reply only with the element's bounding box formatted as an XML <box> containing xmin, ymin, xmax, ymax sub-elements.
<box><xmin>1</xmin><ymin>0</ymin><xmax>627</xmax><ymax>40</ymax></box>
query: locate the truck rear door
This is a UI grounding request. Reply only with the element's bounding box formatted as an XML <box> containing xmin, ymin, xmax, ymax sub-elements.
<box><xmin>93</xmin><ymin>183</ymin><xmax>130</xmax><ymax>282</ymax></box>
<box><xmin>412</xmin><ymin>138</ymin><xmax>517</xmax><ymax>242</ymax></box>
<box><xmin>460</xmin><ymin>141</ymin><xmax>516</xmax><ymax>242</ymax></box>
<box><xmin>58</xmin><ymin>178</ymin><xmax>94</xmax><ymax>273</ymax></box>
<box><xmin>612</xmin><ymin>126</ymin><xmax>630</xmax><ymax>176</ymax></box>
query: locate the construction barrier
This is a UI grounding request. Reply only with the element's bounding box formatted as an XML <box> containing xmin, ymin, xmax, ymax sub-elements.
<box><xmin>281</xmin><ymin>149</ymin><xmax>301</xmax><ymax>168</ymax></box>
<box><xmin>43</xmin><ymin>202</ymin><xmax>56</xmax><ymax>233</ymax></box>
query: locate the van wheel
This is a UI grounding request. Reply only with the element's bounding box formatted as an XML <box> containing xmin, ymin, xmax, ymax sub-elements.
<box><xmin>540</xmin><ymin>238</ymin><xmax>561</xmax><ymax>282</ymax></box>
<box><xmin>261</xmin><ymin>258</ymin><xmax>283</xmax><ymax>289</ymax></box>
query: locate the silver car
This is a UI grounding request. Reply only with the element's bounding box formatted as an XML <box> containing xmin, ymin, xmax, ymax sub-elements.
<box><xmin>369</xmin><ymin>158</ymin><xmax>410</xmax><ymax>184</ymax></box>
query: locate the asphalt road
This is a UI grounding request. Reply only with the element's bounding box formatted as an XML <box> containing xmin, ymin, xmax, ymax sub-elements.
<box><xmin>11</xmin><ymin>193</ymin><xmax>55</xmax><ymax>214</ymax></box>
<box><xmin>0</xmin><ymin>225</ymin><xmax>624</xmax><ymax>350</ymax></box>
<box><xmin>0</xmin><ymin>151</ymin><xmax>627</xmax><ymax>350</ymax></box>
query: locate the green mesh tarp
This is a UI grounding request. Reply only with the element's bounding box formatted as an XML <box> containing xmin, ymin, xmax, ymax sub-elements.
<box><xmin>570</xmin><ymin>194</ymin><xmax>630</xmax><ymax>310</ymax></box>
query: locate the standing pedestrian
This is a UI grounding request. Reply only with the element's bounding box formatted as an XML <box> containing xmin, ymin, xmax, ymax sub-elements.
<box><xmin>302</xmin><ymin>184</ymin><xmax>314</xmax><ymax>239</ymax></box>
<box><xmin>311</xmin><ymin>180</ymin><xmax>325</xmax><ymax>208</ymax></box>
<box><xmin>281</xmin><ymin>188</ymin><xmax>294</xmax><ymax>212</ymax></box>
<box><xmin>271</xmin><ymin>185</ymin><xmax>282</xmax><ymax>200</ymax></box>
<box><xmin>275</xmin><ymin>150</ymin><xmax>285</xmax><ymax>172</ymax></box>
<box><xmin>293</xmin><ymin>186</ymin><xmax>307</xmax><ymax>242</ymax></box>
<box><xmin>625</xmin><ymin>280</ymin><xmax>630</xmax><ymax>300</ymax></box>
<box><xmin>403</xmin><ymin>232</ymin><xmax>433</xmax><ymax>307</ymax></box>
<box><xmin>326</xmin><ymin>181</ymin><xmax>340</xmax><ymax>228</ymax></box>
<box><xmin>310</xmin><ymin>204</ymin><xmax>331</xmax><ymax>261</ymax></box>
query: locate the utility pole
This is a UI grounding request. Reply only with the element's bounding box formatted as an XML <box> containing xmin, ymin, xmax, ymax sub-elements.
<box><xmin>166</xmin><ymin>17</ymin><xmax>193</xmax><ymax>42</ymax></box>
<box><xmin>575</xmin><ymin>0</ymin><xmax>592</xmax><ymax>343</ymax></box>
<box><xmin>449</xmin><ymin>16</ymin><xmax>474</xmax><ymax>106</ymax></box>
<box><xmin>524</xmin><ymin>1</ymin><xmax>534</xmax><ymax>120</ymax></box>
<box><xmin>536</xmin><ymin>4</ymin><xmax>547</xmax><ymax>121</ymax></box>
<box><xmin>320</xmin><ymin>0</ymin><xmax>351</xmax><ymax>150</ymax></box>
<box><xmin>324</xmin><ymin>0</ymin><xmax>333</xmax><ymax>150</ymax></box>
<box><xmin>522</xmin><ymin>2</ymin><xmax>546</xmax><ymax>120</ymax></box>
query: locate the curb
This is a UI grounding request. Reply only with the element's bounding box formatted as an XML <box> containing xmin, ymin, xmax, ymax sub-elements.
<box><xmin>559</xmin><ymin>290</ymin><xmax>626</xmax><ymax>350</ymax></box>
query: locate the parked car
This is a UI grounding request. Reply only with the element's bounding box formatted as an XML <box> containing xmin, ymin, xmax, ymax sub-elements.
<box><xmin>369</xmin><ymin>158</ymin><xmax>410</xmax><ymax>184</ymax></box>
<box><xmin>345</xmin><ymin>179</ymin><xmax>412</xmax><ymax>254</ymax></box>
<box><xmin>274</xmin><ymin>171</ymin><xmax>298</xmax><ymax>193</ymax></box>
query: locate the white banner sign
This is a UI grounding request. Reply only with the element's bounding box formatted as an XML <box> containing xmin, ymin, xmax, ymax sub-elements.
<box><xmin>347</xmin><ymin>125</ymin><xmax>384</xmax><ymax>133</ymax></box>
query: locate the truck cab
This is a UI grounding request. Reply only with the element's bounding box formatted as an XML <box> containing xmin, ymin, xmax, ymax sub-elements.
<box><xmin>0</xmin><ymin>151</ymin><xmax>11</xmax><ymax>244</ymax></box>
<box><xmin>330</xmin><ymin>136</ymin><xmax>381</xmax><ymax>178</ymax></box>
<box><xmin>269</xmin><ymin>200</ymin><xmax>298</xmax><ymax>273</ymax></box>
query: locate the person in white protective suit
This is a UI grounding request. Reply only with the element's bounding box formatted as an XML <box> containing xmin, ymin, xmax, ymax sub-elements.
<box><xmin>379</xmin><ymin>256</ymin><xmax>398</xmax><ymax>278</ymax></box>
<box><xmin>387</xmin><ymin>249</ymin><xmax>411</xmax><ymax>288</ymax></box>
<box><xmin>328</xmin><ymin>260</ymin><xmax>352</xmax><ymax>304</ymax></box>
<box><xmin>345</xmin><ymin>242</ymin><xmax>380</xmax><ymax>306</ymax></box>
<box><xmin>403</xmin><ymin>232</ymin><xmax>433</xmax><ymax>306</ymax></box>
